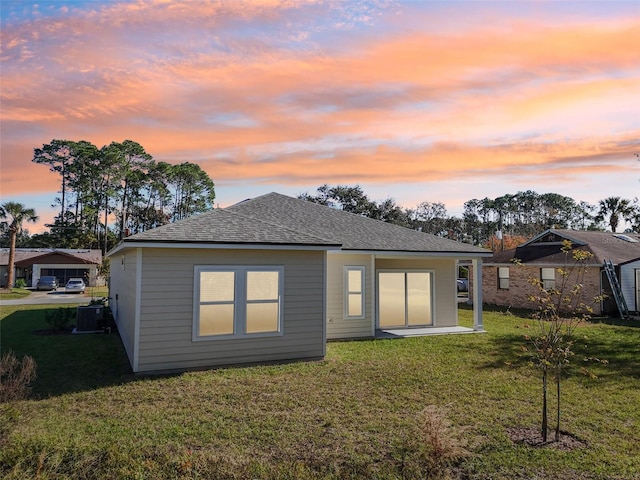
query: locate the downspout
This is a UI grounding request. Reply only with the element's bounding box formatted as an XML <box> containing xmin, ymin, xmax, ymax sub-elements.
<box><xmin>133</xmin><ymin>247</ymin><xmax>142</xmax><ymax>372</ymax></box>
<box><xmin>322</xmin><ymin>250</ymin><xmax>327</xmax><ymax>357</ymax></box>
<box><xmin>472</xmin><ymin>257</ymin><xmax>484</xmax><ymax>331</ymax></box>
<box><xmin>599</xmin><ymin>268</ymin><xmax>606</xmax><ymax>315</ymax></box>
<box><xmin>370</xmin><ymin>254</ymin><xmax>376</xmax><ymax>337</ymax></box>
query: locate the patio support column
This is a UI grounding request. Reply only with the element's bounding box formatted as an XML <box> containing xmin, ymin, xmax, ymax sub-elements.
<box><xmin>472</xmin><ymin>257</ymin><xmax>484</xmax><ymax>331</ymax></box>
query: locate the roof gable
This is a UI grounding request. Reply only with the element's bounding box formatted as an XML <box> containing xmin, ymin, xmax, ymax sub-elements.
<box><xmin>523</xmin><ymin>230</ymin><xmax>587</xmax><ymax>247</ymax></box>
<box><xmin>489</xmin><ymin>229</ymin><xmax>640</xmax><ymax>265</ymax></box>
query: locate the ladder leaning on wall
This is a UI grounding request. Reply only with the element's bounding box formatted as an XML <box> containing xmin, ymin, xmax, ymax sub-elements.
<box><xmin>603</xmin><ymin>259</ymin><xmax>631</xmax><ymax>321</ymax></box>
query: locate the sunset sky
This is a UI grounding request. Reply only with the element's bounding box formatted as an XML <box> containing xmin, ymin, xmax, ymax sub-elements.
<box><xmin>1</xmin><ymin>0</ymin><xmax>639</xmax><ymax>233</ymax></box>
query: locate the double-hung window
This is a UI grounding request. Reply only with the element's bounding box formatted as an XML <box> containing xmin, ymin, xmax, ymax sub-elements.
<box><xmin>344</xmin><ymin>266</ymin><xmax>365</xmax><ymax>319</ymax></box>
<box><xmin>194</xmin><ymin>266</ymin><xmax>283</xmax><ymax>340</ymax></box>
<box><xmin>498</xmin><ymin>267</ymin><xmax>510</xmax><ymax>289</ymax></box>
<box><xmin>541</xmin><ymin>268</ymin><xmax>556</xmax><ymax>290</ymax></box>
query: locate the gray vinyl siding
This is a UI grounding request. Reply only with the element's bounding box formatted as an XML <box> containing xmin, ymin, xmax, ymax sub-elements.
<box><xmin>326</xmin><ymin>253</ymin><xmax>373</xmax><ymax>339</ymax></box>
<box><xmin>375</xmin><ymin>257</ymin><xmax>458</xmax><ymax>328</ymax></box>
<box><xmin>109</xmin><ymin>250</ymin><xmax>139</xmax><ymax>369</ymax></box>
<box><xmin>135</xmin><ymin>248</ymin><xmax>325</xmax><ymax>373</ymax></box>
<box><xmin>620</xmin><ymin>260</ymin><xmax>640</xmax><ymax>312</ymax></box>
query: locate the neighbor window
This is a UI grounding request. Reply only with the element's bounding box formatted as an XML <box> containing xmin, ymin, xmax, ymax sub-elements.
<box><xmin>541</xmin><ymin>268</ymin><xmax>556</xmax><ymax>290</ymax></box>
<box><xmin>194</xmin><ymin>266</ymin><xmax>283</xmax><ymax>340</ymax></box>
<box><xmin>344</xmin><ymin>266</ymin><xmax>365</xmax><ymax>319</ymax></box>
<box><xmin>498</xmin><ymin>267</ymin><xmax>510</xmax><ymax>289</ymax></box>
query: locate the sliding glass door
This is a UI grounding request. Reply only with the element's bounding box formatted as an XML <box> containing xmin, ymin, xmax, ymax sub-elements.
<box><xmin>378</xmin><ymin>271</ymin><xmax>433</xmax><ymax>328</ymax></box>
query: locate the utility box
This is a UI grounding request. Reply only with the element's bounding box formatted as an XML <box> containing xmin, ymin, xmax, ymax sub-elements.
<box><xmin>76</xmin><ymin>305</ymin><xmax>104</xmax><ymax>332</ymax></box>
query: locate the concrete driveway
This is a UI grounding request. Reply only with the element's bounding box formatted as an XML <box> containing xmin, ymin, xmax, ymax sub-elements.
<box><xmin>1</xmin><ymin>289</ymin><xmax>94</xmax><ymax>306</ymax></box>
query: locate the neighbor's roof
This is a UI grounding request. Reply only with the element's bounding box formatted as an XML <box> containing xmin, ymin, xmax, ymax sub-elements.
<box><xmin>117</xmin><ymin>192</ymin><xmax>489</xmax><ymax>256</ymax></box>
<box><xmin>0</xmin><ymin>248</ymin><xmax>102</xmax><ymax>266</ymax></box>
<box><xmin>486</xmin><ymin>229</ymin><xmax>640</xmax><ymax>266</ymax></box>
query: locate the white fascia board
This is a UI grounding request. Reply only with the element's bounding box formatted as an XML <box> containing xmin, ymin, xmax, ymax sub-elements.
<box><xmin>483</xmin><ymin>261</ymin><xmax>601</xmax><ymax>268</ymax></box>
<box><xmin>329</xmin><ymin>250</ymin><xmax>492</xmax><ymax>259</ymax></box>
<box><xmin>617</xmin><ymin>256</ymin><xmax>640</xmax><ymax>266</ymax></box>
<box><xmin>108</xmin><ymin>242</ymin><xmax>341</xmax><ymax>256</ymax></box>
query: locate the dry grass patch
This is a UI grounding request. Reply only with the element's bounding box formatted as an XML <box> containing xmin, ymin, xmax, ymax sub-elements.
<box><xmin>0</xmin><ymin>352</ymin><xmax>37</xmax><ymax>403</ymax></box>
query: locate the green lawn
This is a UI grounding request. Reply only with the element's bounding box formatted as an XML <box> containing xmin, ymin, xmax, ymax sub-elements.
<box><xmin>0</xmin><ymin>288</ymin><xmax>31</xmax><ymax>300</ymax></box>
<box><xmin>0</xmin><ymin>286</ymin><xmax>108</xmax><ymax>302</ymax></box>
<box><xmin>1</xmin><ymin>304</ymin><xmax>639</xmax><ymax>479</ymax></box>
<box><xmin>85</xmin><ymin>285</ymin><xmax>109</xmax><ymax>299</ymax></box>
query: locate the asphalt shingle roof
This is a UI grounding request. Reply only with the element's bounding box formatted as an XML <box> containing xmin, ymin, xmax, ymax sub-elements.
<box><xmin>486</xmin><ymin>229</ymin><xmax>640</xmax><ymax>265</ymax></box>
<box><xmin>123</xmin><ymin>207</ymin><xmax>339</xmax><ymax>246</ymax></box>
<box><xmin>121</xmin><ymin>192</ymin><xmax>489</xmax><ymax>255</ymax></box>
<box><xmin>233</xmin><ymin>193</ymin><xmax>489</xmax><ymax>254</ymax></box>
<box><xmin>0</xmin><ymin>249</ymin><xmax>102</xmax><ymax>266</ymax></box>
<box><xmin>548</xmin><ymin>230</ymin><xmax>640</xmax><ymax>264</ymax></box>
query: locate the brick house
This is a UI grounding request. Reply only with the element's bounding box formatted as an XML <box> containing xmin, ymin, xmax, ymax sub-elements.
<box><xmin>474</xmin><ymin>229</ymin><xmax>640</xmax><ymax>316</ymax></box>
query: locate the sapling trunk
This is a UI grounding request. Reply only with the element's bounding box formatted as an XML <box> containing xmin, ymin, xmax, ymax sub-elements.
<box><xmin>542</xmin><ymin>369</ymin><xmax>548</xmax><ymax>442</ymax></box>
<box><xmin>556</xmin><ymin>369</ymin><xmax>561</xmax><ymax>442</ymax></box>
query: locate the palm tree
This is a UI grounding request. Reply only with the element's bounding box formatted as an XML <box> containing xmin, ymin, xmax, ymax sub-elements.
<box><xmin>0</xmin><ymin>202</ymin><xmax>38</xmax><ymax>289</ymax></box>
<box><xmin>597</xmin><ymin>197</ymin><xmax>631</xmax><ymax>233</ymax></box>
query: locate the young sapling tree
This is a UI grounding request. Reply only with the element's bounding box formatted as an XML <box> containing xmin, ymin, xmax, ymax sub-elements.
<box><xmin>520</xmin><ymin>240</ymin><xmax>604</xmax><ymax>442</ymax></box>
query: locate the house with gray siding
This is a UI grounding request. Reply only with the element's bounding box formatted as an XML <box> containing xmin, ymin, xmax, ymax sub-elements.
<box><xmin>620</xmin><ymin>257</ymin><xmax>640</xmax><ymax>313</ymax></box>
<box><xmin>107</xmin><ymin>193</ymin><xmax>490</xmax><ymax>373</ymax></box>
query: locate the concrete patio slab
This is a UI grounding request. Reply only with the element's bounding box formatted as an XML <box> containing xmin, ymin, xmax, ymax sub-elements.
<box><xmin>376</xmin><ymin>326</ymin><xmax>483</xmax><ymax>338</ymax></box>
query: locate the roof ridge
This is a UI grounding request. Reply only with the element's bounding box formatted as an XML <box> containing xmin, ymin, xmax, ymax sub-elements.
<box><xmin>230</xmin><ymin>192</ymin><xmax>478</xmax><ymax>246</ymax></box>
<box><xmin>227</xmin><ymin>192</ymin><xmax>489</xmax><ymax>254</ymax></box>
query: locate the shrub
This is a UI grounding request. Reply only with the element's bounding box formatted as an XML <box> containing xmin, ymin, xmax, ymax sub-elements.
<box><xmin>44</xmin><ymin>307</ymin><xmax>74</xmax><ymax>332</ymax></box>
<box><xmin>14</xmin><ymin>279</ymin><xmax>27</xmax><ymax>289</ymax></box>
<box><xmin>88</xmin><ymin>297</ymin><xmax>108</xmax><ymax>306</ymax></box>
<box><xmin>0</xmin><ymin>352</ymin><xmax>37</xmax><ymax>402</ymax></box>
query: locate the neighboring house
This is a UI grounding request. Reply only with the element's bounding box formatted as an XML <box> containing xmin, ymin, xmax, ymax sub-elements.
<box><xmin>479</xmin><ymin>229</ymin><xmax>640</xmax><ymax>316</ymax></box>
<box><xmin>107</xmin><ymin>192</ymin><xmax>491</xmax><ymax>374</ymax></box>
<box><xmin>0</xmin><ymin>248</ymin><xmax>104</xmax><ymax>288</ymax></box>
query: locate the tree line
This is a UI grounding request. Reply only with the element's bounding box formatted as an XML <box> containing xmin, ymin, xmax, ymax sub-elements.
<box><xmin>299</xmin><ymin>185</ymin><xmax>640</xmax><ymax>250</ymax></box>
<box><xmin>3</xmin><ymin>159</ymin><xmax>638</xmax><ymax>255</ymax></box>
<box><xmin>3</xmin><ymin>139</ymin><xmax>216</xmax><ymax>253</ymax></box>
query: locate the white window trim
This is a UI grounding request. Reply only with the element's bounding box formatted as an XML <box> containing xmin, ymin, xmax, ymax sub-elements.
<box><xmin>193</xmin><ymin>265</ymin><xmax>284</xmax><ymax>341</ymax></box>
<box><xmin>344</xmin><ymin>266</ymin><xmax>366</xmax><ymax>320</ymax></box>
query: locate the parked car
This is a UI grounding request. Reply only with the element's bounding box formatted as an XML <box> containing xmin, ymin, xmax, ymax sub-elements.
<box><xmin>65</xmin><ymin>278</ymin><xmax>86</xmax><ymax>294</ymax></box>
<box><xmin>36</xmin><ymin>276</ymin><xmax>59</xmax><ymax>291</ymax></box>
<box><xmin>457</xmin><ymin>278</ymin><xmax>469</xmax><ymax>292</ymax></box>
